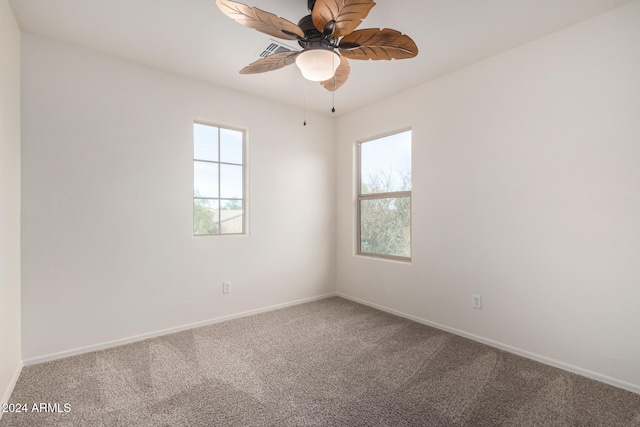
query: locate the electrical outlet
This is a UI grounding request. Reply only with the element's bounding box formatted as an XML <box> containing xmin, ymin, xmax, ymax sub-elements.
<box><xmin>472</xmin><ymin>294</ymin><xmax>482</xmax><ymax>309</ymax></box>
<box><xmin>223</xmin><ymin>281</ymin><xmax>231</xmax><ymax>294</ymax></box>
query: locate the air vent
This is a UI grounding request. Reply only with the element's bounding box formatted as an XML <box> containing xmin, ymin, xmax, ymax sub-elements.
<box><xmin>257</xmin><ymin>40</ymin><xmax>298</xmax><ymax>58</ymax></box>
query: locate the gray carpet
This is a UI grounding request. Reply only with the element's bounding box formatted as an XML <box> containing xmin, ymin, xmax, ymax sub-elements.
<box><xmin>2</xmin><ymin>297</ymin><xmax>639</xmax><ymax>426</ymax></box>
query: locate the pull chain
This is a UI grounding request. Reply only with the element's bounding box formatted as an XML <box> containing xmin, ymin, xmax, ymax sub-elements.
<box><xmin>331</xmin><ymin>54</ymin><xmax>336</xmax><ymax>113</ymax></box>
<box><xmin>332</xmin><ymin>89</ymin><xmax>335</xmax><ymax>114</ymax></box>
<box><xmin>303</xmin><ymin>80</ymin><xmax>307</xmax><ymax>126</ymax></box>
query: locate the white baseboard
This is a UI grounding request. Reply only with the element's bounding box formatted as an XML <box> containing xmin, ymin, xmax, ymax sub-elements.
<box><xmin>0</xmin><ymin>360</ymin><xmax>24</xmax><ymax>422</ymax></box>
<box><xmin>23</xmin><ymin>293</ymin><xmax>337</xmax><ymax>366</ymax></box>
<box><xmin>337</xmin><ymin>292</ymin><xmax>640</xmax><ymax>395</ymax></box>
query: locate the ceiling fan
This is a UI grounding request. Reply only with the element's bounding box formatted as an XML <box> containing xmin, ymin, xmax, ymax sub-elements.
<box><xmin>215</xmin><ymin>0</ymin><xmax>419</xmax><ymax>92</ymax></box>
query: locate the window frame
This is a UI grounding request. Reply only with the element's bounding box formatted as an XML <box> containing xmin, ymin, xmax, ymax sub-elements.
<box><xmin>356</xmin><ymin>129</ymin><xmax>412</xmax><ymax>262</ymax></box>
<box><xmin>193</xmin><ymin>121</ymin><xmax>247</xmax><ymax>236</ymax></box>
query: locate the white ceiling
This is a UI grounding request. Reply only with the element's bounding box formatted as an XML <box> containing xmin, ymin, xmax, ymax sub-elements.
<box><xmin>9</xmin><ymin>0</ymin><xmax>633</xmax><ymax>115</ymax></box>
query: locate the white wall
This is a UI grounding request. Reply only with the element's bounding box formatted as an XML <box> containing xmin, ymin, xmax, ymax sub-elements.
<box><xmin>20</xmin><ymin>34</ymin><xmax>336</xmax><ymax>361</ymax></box>
<box><xmin>0</xmin><ymin>0</ymin><xmax>22</xmax><ymax>408</ymax></box>
<box><xmin>336</xmin><ymin>1</ymin><xmax>640</xmax><ymax>391</ymax></box>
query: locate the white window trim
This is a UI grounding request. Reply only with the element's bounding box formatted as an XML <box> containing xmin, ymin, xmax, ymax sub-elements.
<box><xmin>356</xmin><ymin>129</ymin><xmax>412</xmax><ymax>262</ymax></box>
<box><xmin>193</xmin><ymin>121</ymin><xmax>247</xmax><ymax>236</ymax></box>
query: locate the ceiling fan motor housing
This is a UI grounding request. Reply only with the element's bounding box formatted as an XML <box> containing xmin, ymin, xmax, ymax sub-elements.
<box><xmin>297</xmin><ymin>15</ymin><xmax>337</xmax><ymax>51</ymax></box>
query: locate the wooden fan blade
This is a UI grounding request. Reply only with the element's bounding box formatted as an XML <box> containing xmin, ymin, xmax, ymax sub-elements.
<box><xmin>320</xmin><ymin>56</ymin><xmax>350</xmax><ymax>91</ymax></box>
<box><xmin>311</xmin><ymin>0</ymin><xmax>375</xmax><ymax>37</ymax></box>
<box><xmin>240</xmin><ymin>51</ymin><xmax>300</xmax><ymax>74</ymax></box>
<box><xmin>216</xmin><ymin>0</ymin><xmax>304</xmax><ymax>40</ymax></box>
<box><xmin>339</xmin><ymin>28</ymin><xmax>418</xmax><ymax>60</ymax></box>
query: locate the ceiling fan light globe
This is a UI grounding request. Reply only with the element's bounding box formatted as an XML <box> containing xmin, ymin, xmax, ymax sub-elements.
<box><xmin>295</xmin><ymin>49</ymin><xmax>340</xmax><ymax>81</ymax></box>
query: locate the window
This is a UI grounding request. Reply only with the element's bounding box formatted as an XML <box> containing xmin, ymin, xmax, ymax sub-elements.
<box><xmin>357</xmin><ymin>130</ymin><xmax>412</xmax><ymax>260</ymax></box>
<box><xmin>193</xmin><ymin>122</ymin><xmax>245</xmax><ymax>235</ymax></box>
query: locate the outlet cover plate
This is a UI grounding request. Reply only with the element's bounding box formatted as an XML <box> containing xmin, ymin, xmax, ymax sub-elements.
<box><xmin>472</xmin><ymin>294</ymin><xmax>482</xmax><ymax>309</ymax></box>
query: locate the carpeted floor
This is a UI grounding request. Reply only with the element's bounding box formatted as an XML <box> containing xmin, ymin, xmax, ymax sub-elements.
<box><xmin>2</xmin><ymin>297</ymin><xmax>639</xmax><ymax>426</ymax></box>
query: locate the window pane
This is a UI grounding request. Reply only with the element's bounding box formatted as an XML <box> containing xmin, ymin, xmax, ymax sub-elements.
<box><xmin>194</xmin><ymin>161</ymin><xmax>218</xmax><ymax>198</ymax></box>
<box><xmin>360</xmin><ymin>130</ymin><xmax>412</xmax><ymax>194</ymax></box>
<box><xmin>194</xmin><ymin>124</ymin><xmax>218</xmax><ymax>161</ymax></box>
<box><xmin>220</xmin><ymin>128</ymin><xmax>243</xmax><ymax>164</ymax></box>
<box><xmin>220</xmin><ymin>200</ymin><xmax>243</xmax><ymax>234</ymax></box>
<box><xmin>220</xmin><ymin>164</ymin><xmax>243</xmax><ymax>199</ymax></box>
<box><xmin>360</xmin><ymin>197</ymin><xmax>411</xmax><ymax>258</ymax></box>
<box><xmin>194</xmin><ymin>199</ymin><xmax>219</xmax><ymax>235</ymax></box>
<box><xmin>193</xmin><ymin>122</ymin><xmax>245</xmax><ymax>236</ymax></box>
